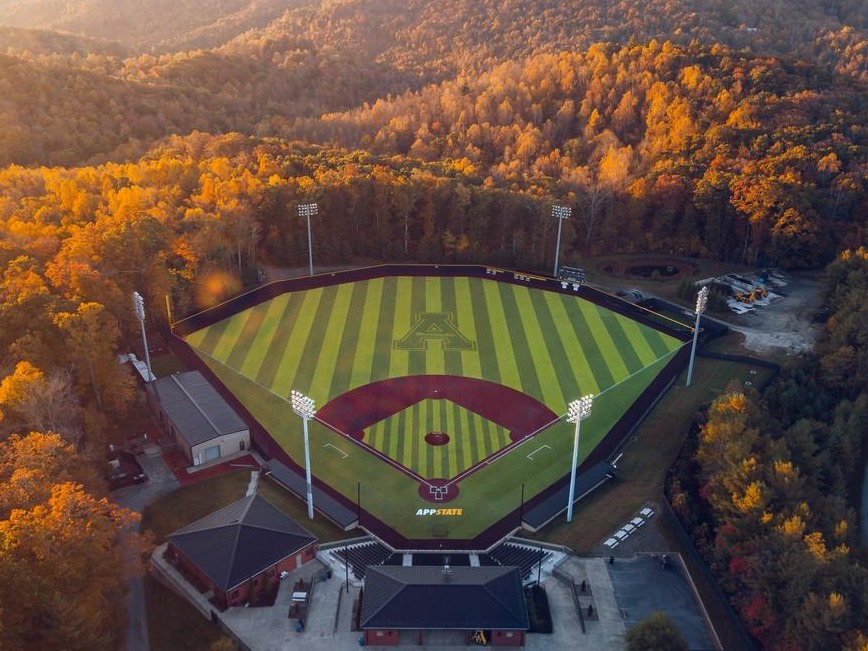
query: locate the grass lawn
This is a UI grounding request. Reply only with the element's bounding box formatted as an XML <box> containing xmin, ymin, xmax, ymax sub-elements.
<box><xmin>256</xmin><ymin>478</ymin><xmax>361</xmax><ymax>543</ymax></box>
<box><xmin>150</xmin><ymin>352</ymin><xmax>188</xmax><ymax>378</ymax></box>
<box><xmin>145</xmin><ymin>574</ymin><xmax>232</xmax><ymax>651</ymax></box>
<box><xmin>141</xmin><ymin>471</ymin><xmax>249</xmax><ymax>651</ymax></box>
<box><xmin>141</xmin><ymin>470</ymin><xmax>250</xmax><ymax>542</ymax></box>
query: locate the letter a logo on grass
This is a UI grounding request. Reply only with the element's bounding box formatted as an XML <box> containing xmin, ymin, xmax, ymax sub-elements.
<box><xmin>394</xmin><ymin>312</ymin><xmax>476</xmax><ymax>351</ymax></box>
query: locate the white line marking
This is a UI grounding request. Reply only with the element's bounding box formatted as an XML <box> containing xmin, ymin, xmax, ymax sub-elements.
<box><xmin>526</xmin><ymin>444</ymin><xmax>551</xmax><ymax>460</ymax></box>
<box><xmin>324</xmin><ymin>443</ymin><xmax>348</xmax><ymax>458</ymax></box>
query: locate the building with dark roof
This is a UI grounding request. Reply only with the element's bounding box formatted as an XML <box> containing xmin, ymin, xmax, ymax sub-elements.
<box><xmin>150</xmin><ymin>370</ymin><xmax>250</xmax><ymax>468</ymax></box>
<box><xmin>361</xmin><ymin>565</ymin><xmax>529</xmax><ymax>647</ymax></box>
<box><xmin>166</xmin><ymin>494</ymin><xmax>317</xmax><ymax>609</ymax></box>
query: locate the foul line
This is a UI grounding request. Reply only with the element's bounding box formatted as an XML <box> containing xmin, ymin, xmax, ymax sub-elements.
<box><xmin>445</xmin><ymin>346</ymin><xmax>682</xmax><ymax>491</ymax></box>
<box><xmin>191</xmin><ymin>342</ymin><xmax>683</xmax><ymax>495</ymax></box>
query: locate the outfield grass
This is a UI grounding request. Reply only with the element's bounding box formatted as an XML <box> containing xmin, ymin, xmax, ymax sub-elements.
<box><xmin>184</xmin><ymin>275</ymin><xmax>685</xmax><ymax>540</ymax></box>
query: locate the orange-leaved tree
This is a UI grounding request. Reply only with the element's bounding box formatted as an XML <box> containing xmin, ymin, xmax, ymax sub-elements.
<box><xmin>0</xmin><ymin>432</ymin><xmax>146</xmax><ymax>651</ymax></box>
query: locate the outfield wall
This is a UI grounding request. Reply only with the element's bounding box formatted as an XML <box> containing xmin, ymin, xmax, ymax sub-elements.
<box><xmin>167</xmin><ymin>264</ymin><xmax>693</xmax><ymax>549</ymax></box>
<box><xmin>172</xmin><ymin>264</ymin><xmax>694</xmax><ymax>342</ymax></box>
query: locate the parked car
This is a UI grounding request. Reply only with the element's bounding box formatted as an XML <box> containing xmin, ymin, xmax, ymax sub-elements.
<box><xmin>106</xmin><ymin>449</ymin><xmax>148</xmax><ymax>490</ymax></box>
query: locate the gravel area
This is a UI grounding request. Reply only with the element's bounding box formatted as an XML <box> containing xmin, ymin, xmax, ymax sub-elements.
<box><xmin>723</xmin><ymin>271</ymin><xmax>823</xmax><ymax>356</ymax></box>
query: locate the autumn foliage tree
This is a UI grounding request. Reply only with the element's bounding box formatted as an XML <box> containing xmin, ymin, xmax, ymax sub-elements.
<box><xmin>669</xmin><ymin>251</ymin><xmax>868</xmax><ymax>650</ymax></box>
<box><xmin>0</xmin><ymin>432</ymin><xmax>144</xmax><ymax>651</ymax></box>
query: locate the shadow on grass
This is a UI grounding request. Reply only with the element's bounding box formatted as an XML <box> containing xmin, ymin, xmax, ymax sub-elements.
<box><xmin>144</xmin><ymin>574</ymin><xmax>234</xmax><ymax>651</ymax></box>
<box><xmin>141</xmin><ymin>469</ymin><xmax>251</xmax><ymax>542</ymax></box>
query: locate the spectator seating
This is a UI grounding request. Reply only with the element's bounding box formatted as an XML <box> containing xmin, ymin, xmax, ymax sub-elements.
<box><xmin>487</xmin><ymin>542</ymin><xmax>551</xmax><ymax>580</ymax></box>
<box><xmin>333</xmin><ymin>540</ymin><xmax>392</xmax><ymax>580</ymax></box>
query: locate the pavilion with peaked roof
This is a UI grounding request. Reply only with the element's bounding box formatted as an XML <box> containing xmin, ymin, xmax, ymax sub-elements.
<box><xmin>360</xmin><ymin>565</ymin><xmax>529</xmax><ymax>647</ymax></box>
<box><xmin>166</xmin><ymin>494</ymin><xmax>317</xmax><ymax>609</ymax></box>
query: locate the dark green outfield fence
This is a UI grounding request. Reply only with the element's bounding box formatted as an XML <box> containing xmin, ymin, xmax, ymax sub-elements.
<box><xmin>172</xmin><ymin>264</ymin><xmax>694</xmax><ymax>341</ymax></box>
<box><xmin>166</xmin><ymin>264</ymin><xmax>693</xmax><ymax>550</ymax></box>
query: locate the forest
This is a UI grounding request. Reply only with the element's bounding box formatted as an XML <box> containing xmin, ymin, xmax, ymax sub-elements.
<box><xmin>0</xmin><ymin>0</ymin><xmax>866</xmax><ymax>647</ymax></box>
<box><xmin>668</xmin><ymin>249</ymin><xmax>868</xmax><ymax>650</ymax></box>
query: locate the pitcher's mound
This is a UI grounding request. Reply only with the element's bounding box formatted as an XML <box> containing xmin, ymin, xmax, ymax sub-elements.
<box><xmin>425</xmin><ymin>431</ymin><xmax>450</xmax><ymax>446</ymax></box>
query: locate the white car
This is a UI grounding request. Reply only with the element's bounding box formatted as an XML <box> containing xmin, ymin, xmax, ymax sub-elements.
<box><xmin>640</xmin><ymin>507</ymin><xmax>655</xmax><ymax>518</ymax></box>
<box><xmin>630</xmin><ymin>517</ymin><xmax>645</xmax><ymax>528</ymax></box>
<box><xmin>613</xmin><ymin>529</ymin><xmax>630</xmax><ymax>541</ymax></box>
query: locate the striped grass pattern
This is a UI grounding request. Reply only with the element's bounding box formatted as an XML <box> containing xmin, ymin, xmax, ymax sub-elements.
<box><xmin>363</xmin><ymin>399</ymin><xmax>512</xmax><ymax>479</ymax></box>
<box><xmin>184</xmin><ymin>276</ymin><xmax>684</xmax><ymax>538</ymax></box>
<box><xmin>185</xmin><ymin>276</ymin><xmax>681</xmax><ymax>414</ymax></box>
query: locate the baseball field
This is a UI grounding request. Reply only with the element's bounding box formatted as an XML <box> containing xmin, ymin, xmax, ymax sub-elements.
<box><xmin>183</xmin><ymin>273</ymin><xmax>684</xmax><ymax>540</ymax></box>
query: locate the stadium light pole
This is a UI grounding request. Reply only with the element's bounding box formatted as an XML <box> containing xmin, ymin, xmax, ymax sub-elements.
<box><xmin>566</xmin><ymin>394</ymin><xmax>594</xmax><ymax>523</ymax></box>
<box><xmin>297</xmin><ymin>203</ymin><xmax>318</xmax><ymax>276</ymax></box>
<box><xmin>551</xmin><ymin>204</ymin><xmax>571</xmax><ymax>278</ymax></box>
<box><xmin>686</xmin><ymin>286</ymin><xmax>709</xmax><ymax>388</ymax></box>
<box><xmin>291</xmin><ymin>390</ymin><xmax>317</xmax><ymax>519</ymax></box>
<box><xmin>132</xmin><ymin>291</ymin><xmax>153</xmax><ymax>382</ymax></box>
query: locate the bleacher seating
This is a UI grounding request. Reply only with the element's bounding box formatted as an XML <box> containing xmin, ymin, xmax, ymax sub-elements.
<box><xmin>476</xmin><ymin>553</ymin><xmax>500</xmax><ymax>567</ymax></box>
<box><xmin>333</xmin><ymin>540</ymin><xmax>393</xmax><ymax>580</ymax></box>
<box><xmin>330</xmin><ymin>538</ymin><xmax>554</xmax><ymax>582</ymax></box>
<box><xmin>488</xmin><ymin>542</ymin><xmax>551</xmax><ymax>580</ymax></box>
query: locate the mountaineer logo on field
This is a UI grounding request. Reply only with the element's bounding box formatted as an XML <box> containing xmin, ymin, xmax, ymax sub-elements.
<box><xmin>394</xmin><ymin>312</ymin><xmax>476</xmax><ymax>351</ymax></box>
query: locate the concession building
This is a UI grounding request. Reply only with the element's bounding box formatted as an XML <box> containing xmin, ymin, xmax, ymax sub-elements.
<box><xmin>360</xmin><ymin>565</ymin><xmax>529</xmax><ymax>646</ymax></box>
<box><xmin>165</xmin><ymin>494</ymin><xmax>317</xmax><ymax>609</ymax></box>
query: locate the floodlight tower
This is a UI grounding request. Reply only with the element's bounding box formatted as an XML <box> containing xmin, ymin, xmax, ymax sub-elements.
<box><xmin>291</xmin><ymin>390</ymin><xmax>317</xmax><ymax>519</ymax></box>
<box><xmin>551</xmin><ymin>204</ymin><xmax>572</xmax><ymax>278</ymax></box>
<box><xmin>297</xmin><ymin>203</ymin><xmax>319</xmax><ymax>276</ymax></box>
<box><xmin>686</xmin><ymin>285</ymin><xmax>709</xmax><ymax>388</ymax></box>
<box><xmin>566</xmin><ymin>394</ymin><xmax>594</xmax><ymax>523</ymax></box>
<box><xmin>132</xmin><ymin>291</ymin><xmax>153</xmax><ymax>382</ymax></box>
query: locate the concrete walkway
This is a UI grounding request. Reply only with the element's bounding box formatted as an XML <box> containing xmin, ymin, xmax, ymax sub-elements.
<box><xmin>554</xmin><ymin>556</ymin><xmax>627</xmax><ymax>650</ymax></box>
<box><xmin>246</xmin><ymin>470</ymin><xmax>261</xmax><ymax>496</ymax></box>
<box><xmin>151</xmin><ymin>542</ymin><xmax>630</xmax><ymax>650</ymax></box>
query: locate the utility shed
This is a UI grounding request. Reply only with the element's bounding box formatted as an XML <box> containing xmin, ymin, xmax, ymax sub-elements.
<box><xmin>150</xmin><ymin>370</ymin><xmax>249</xmax><ymax>467</ymax></box>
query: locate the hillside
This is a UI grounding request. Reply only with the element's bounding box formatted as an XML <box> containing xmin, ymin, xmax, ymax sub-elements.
<box><xmin>0</xmin><ymin>0</ymin><xmax>864</xmax><ymax>168</ymax></box>
<box><xmin>1</xmin><ymin>0</ymin><xmax>865</xmax><ymax>77</ymax></box>
<box><xmin>0</xmin><ymin>0</ymin><xmax>309</xmax><ymax>52</ymax></box>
